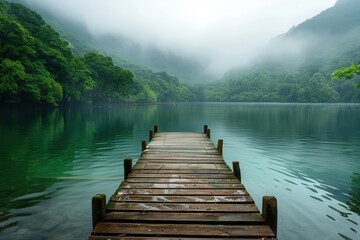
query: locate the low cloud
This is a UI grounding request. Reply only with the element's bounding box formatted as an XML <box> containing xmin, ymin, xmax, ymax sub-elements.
<box><xmin>22</xmin><ymin>0</ymin><xmax>337</xmax><ymax>75</ymax></box>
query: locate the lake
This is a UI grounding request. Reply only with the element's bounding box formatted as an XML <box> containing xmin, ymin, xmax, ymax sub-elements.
<box><xmin>0</xmin><ymin>103</ymin><xmax>359</xmax><ymax>240</ymax></box>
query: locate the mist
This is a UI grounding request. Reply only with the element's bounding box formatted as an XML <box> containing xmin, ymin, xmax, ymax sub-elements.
<box><xmin>20</xmin><ymin>0</ymin><xmax>337</xmax><ymax>76</ymax></box>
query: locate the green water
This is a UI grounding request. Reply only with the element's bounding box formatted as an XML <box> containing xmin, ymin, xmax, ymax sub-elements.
<box><xmin>0</xmin><ymin>103</ymin><xmax>359</xmax><ymax>240</ymax></box>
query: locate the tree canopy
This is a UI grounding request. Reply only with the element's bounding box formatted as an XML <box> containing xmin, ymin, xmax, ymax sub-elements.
<box><xmin>333</xmin><ymin>64</ymin><xmax>360</xmax><ymax>88</ymax></box>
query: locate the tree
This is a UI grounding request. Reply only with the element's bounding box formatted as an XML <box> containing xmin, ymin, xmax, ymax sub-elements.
<box><xmin>62</xmin><ymin>58</ymin><xmax>95</xmax><ymax>102</ymax></box>
<box><xmin>332</xmin><ymin>64</ymin><xmax>360</xmax><ymax>88</ymax></box>
<box><xmin>81</xmin><ymin>52</ymin><xmax>134</xmax><ymax>102</ymax></box>
<box><xmin>0</xmin><ymin>59</ymin><xmax>26</xmax><ymax>95</ymax></box>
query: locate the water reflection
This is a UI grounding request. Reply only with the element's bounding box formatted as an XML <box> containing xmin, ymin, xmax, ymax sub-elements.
<box><xmin>0</xmin><ymin>103</ymin><xmax>359</xmax><ymax>239</ymax></box>
<box><xmin>0</xmin><ymin>105</ymin><xmax>144</xmax><ymax>238</ymax></box>
<box><xmin>217</xmin><ymin>103</ymin><xmax>360</xmax><ymax>239</ymax></box>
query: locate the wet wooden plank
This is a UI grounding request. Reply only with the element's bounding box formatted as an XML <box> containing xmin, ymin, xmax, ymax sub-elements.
<box><xmin>109</xmin><ymin>195</ymin><xmax>254</xmax><ymax>203</ymax></box>
<box><xmin>92</xmin><ymin>223</ymin><xmax>275</xmax><ymax>237</ymax></box>
<box><xmin>130</xmin><ymin>169</ymin><xmax>232</xmax><ymax>174</ymax></box>
<box><xmin>134</xmin><ymin>163</ymin><xmax>230</xmax><ymax>170</ymax></box>
<box><xmin>105</xmin><ymin>212</ymin><xmax>265</xmax><ymax>224</ymax></box>
<box><xmin>127</xmin><ymin>173</ymin><xmax>236</xmax><ymax>179</ymax></box>
<box><xmin>106</xmin><ymin>202</ymin><xmax>258</xmax><ymax>212</ymax></box>
<box><xmin>138</xmin><ymin>159</ymin><xmax>224</xmax><ymax>164</ymax></box>
<box><xmin>89</xmin><ymin>237</ymin><xmax>276</xmax><ymax>240</ymax></box>
<box><xmin>119</xmin><ymin>182</ymin><xmax>243</xmax><ymax>189</ymax></box>
<box><xmin>114</xmin><ymin>188</ymin><xmax>249</xmax><ymax>196</ymax></box>
<box><xmin>125</xmin><ymin>178</ymin><xmax>239</xmax><ymax>184</ymax></box>
<box><xmin>142</xmin><ymin>154</ymin><xmax>221</xmax><ymax>159</ymax></box>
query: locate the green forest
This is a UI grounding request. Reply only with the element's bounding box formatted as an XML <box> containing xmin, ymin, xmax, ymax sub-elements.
<box><xmin>0</xmin><ymin>0</ymin><xmax>204</xmax><ymax>105</ymax></box>
<box><xmin>1</xmin><ymin>0</ymin><xmax>360</xmax><ymax>106</ymax></box>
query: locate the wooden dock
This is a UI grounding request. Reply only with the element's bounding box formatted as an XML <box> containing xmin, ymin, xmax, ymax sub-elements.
<box><xmin>89</xmin><ymin>126</ymin><xmax>277</xmax><ymax>239</ymax></box>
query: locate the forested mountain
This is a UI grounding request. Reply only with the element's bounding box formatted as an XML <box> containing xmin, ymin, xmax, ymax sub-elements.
<box><xmin>213</xmin><ymin>0</ymin><xmax>360</xmax><ymax>102</ymax></box>
<box><xmin>8</xmin><ymin>0</ymin><xmax>210</xmax><ymax>83</ymax></box>
<box><xmin>0</xmin><ymin>0</ymin><xmax>204</xmax><ymax>105</ymax></box>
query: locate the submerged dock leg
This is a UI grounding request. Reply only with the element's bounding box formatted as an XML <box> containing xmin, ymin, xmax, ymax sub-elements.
<box><xmin>262</xmin><ymin>196</ymin><xmax>278</xmax><ymax>237</ymax></box>
<box><xmin>232</xmin><ymin>161</ymin><xmax>241</xmax><ymax>182</ymax></box>
<box><xmin>149</xmin><ymin>130</ymin><xmax>154</xmax><ymax>142</ymax></box>
<box><xmin>154</xmin><ymin>125</ymin><xmax>158</xmax><ymax>133</ymax></box>
<box><xmin>217</xmin><ymin>139</ymin><xmax>223</xmax><ymax>155</ymax></box>
<box><xmin>124</xmin><ymin>158</ymin><xmax>133</xmax><ymax>180</ymax></box>
<box><xmin>92</xmin><ymin>194</ymin><xmax>106</xmax><ymax>228</ymax></box>
<box><xmin>141</xmin><ymin>140</ymin><xmax>147</xmax><ymax>152</ymax></box>
<box><xmin>203</xmin><ymin>125</ymin><xmax>208</xmax><ymax>133</ymax></box>
<box><xmin>207</xmin><ymin>129</ymin><xmax>211</xmax><ymax>139</ymax></box>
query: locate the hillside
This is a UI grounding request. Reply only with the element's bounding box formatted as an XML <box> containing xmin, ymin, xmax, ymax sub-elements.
<box><xmin>9</xmin><ymin>0</ymin><xmax>211</xmax><ymax>82</ymax></box>
<box><xmin>0</xmin><ymin>0</ymin><xmax>205</xmax><ymax>105</ymax></box>
<box><xmin>215</xmin><ymin>0</ymin><xmax>360</xmax><ymax>103</ymax></box>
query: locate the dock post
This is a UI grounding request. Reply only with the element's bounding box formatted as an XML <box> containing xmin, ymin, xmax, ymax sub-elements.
<box><xmin>124</xmin><ymin>158</ymin><xmax>133</xmax><ymax>180</ymax></box>
<box><xmin>149</xmin><ymin>130</ymin><xmax>154</xmax><ymax>142</ymax></box>
<box><xmin>154</xmin><ymin>125</ymin><xmax>158</xmax><ymax>134</ymax></box>
<box><xmin>203</xmin><ymin>125</ymin><xmax>208</xmax><ymax>133</ymax></box>
<box><xmin>262</xmin><ymin>196</ymin><xmax>278</xmax><ymax>237</ymax></box>
<box><xmin>207</xmin><ymin>129</ymin><xmax>211</xmax><ymax>139</ymax></box>
<box><xmin>217</xmin><ymin>139</ymin><xmax>223</xmax><ymax>155</ymax></box>
<box><xmin>232</xmin><ymin>161</ymin><xmax>241</xmax><ymax>182</ymax></box>
<box><xmin>92</xmin><ymin>194</ymin><xmax>106</xmax><ymax>228</ymax></box>
<box><xmin>141</xmin><ymin>140</ymin><xmax>147</xmax><ymax>152</ymax></box>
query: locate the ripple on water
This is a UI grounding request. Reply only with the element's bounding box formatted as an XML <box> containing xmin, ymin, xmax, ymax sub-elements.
<box><xmin>310</xmin><ymin>195</ymin><xmax>324</xmax><ymax>202</ymax></box>
<box><xmin>326</xmin><ymin>214</ymin><xmax>336</xmax><ymax>221</ymax></box>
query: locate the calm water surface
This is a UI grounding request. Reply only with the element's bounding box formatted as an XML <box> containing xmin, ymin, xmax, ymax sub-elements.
<box><xmin>0</xmin><ymin>103</ymin><xmax>359</xmax><ymax>240</ymax></box>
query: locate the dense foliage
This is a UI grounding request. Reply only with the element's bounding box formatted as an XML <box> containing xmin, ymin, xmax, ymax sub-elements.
<box><xmin>333</xmin><ymin>63</ymin><xmax>360</xmax><ymax>88</ymax></box>
<box><xmin>0</xmin><ymin>1</ymin><xmax>133</xmax><ymax>105</ymax></box>
<box><xmin>0</xmin><ymin>0</ymin><xmax>207</xmax><ymax>105</ymax></box>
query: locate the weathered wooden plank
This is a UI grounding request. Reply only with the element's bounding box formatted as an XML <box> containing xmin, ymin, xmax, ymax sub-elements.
<box><xmin>92</xmin><ymin>223</ymin><xmax>275</xmax><ymax>237</ymax></box>
<box><xmin>106</xmin><ymin>202</ymin><xmax>258</xmax><ymax>212</ymax></box>
<box><xmin>89</xmin><ymin>237</ymin><xmax>276</xmax><ymax>240</ymax></box>
<box><xmin>133</xmin><ymin>163</ymin><xmax>230</xmax><ymax>170</ymax></box>
<box><xmin>127</xmin><ymin>173</ymin><xmax>236</xmax><ymax>179</ymax></box>
<box><xmin>140</xmin><ymin>154</ymin><xmax>222</xmax><ymax>158</ymax></box>
<box><xmin>142</xmin><ymin>150</ymin><xmax>220</xmax><ymax>155</ymax></box>
<box><xmin>104</xmin><ymin>212</ymin><xmax>265</xmax><ymax>224</ymax></box>
<box><xmin>137</xmin><ymin>159</ymin><xmax>224</xmax><ymax>163</ymax></box>
<box><xmin>130</xmin><ymin>169</ymin><xmax>232</xmax><ymax>174</ymax></box>
<box><xmin>119</xmin><ymin>182</ymin><xmax>243</xmax><ymax>189</ymax></box>
<box><xmin>125</xmin><ymin>178</ymin><xmax>239</xmax><ymax>184</ymax></box>
<box><xmin>114</xmin><ymin>188</ymin><xmax>249</xmax><ymax>196</ymax></box>
<box><xmin>109</xmin><ymin>195</ymin><xmax>254</xmax><ymax>203</ymax></box>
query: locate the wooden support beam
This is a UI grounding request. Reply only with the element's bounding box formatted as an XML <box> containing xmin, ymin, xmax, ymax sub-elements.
<box><xmin>92</xmin><ymin>194</ymin><xmax>106</xmax><ymax>228</ymax></box>
<box><xmin>262</xmin><ymin>196</ymin><xmax>278</xmax><ymax>237</ymax></box>
<box><xmin>217</xmin><ymin>139</ymin><xmax>223</xmax><ymax>155</ymax></box>
<box><xmin>154</xmin><ymin>125</ymin><xmax>158</xmax><ymax>134</ymax></box>
<box><xmin>206</xmin><ymin>129</ymin><xmax>211</xmax><ymax>139</ymax></box>
<box><xmin>124</xmin><ymin>158</ymin><xmax>133</xmax><ymax>180</ymax></box>
<box><xmin>232</xmin><ymin>161</ymin><xmax>241</xmax><ymax>182</ymax></box>
<box><xmin>149</xmin><ymin>130</ymin><xmax>154</xmax><ymax>142</ymax></box>
<box><xmin>203</xmin><ymin>125</ymin><xmax>208</xmax><ymax>134</ymax></box>
<box><xmin>141</xmin><ymin>140</ymin><xmax>147</xmax><ymax>152</ymax></box>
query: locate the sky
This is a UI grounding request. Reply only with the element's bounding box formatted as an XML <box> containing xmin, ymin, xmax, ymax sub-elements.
<box><xmin>25</xmin><ymin>0</ymin><xmax>338</xmax><ymax>74</ymax></box>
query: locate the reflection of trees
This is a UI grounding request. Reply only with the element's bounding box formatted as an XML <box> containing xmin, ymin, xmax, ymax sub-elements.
<box><xmin>224</xmin><ymin>104</ymin><xmax>360</xmax><ymax>141</ymax></box>
<box><xmin>0</xmin><ymin>107</ymin><xmax>71</xmax><ymax>229</ymax></box>
<box><xmin>0</xmin><ymin>105</ymin><xmax>138</xmax><ymax>231</ymax></box>
<box><xmin>348</xmin><ymin>173</ymin><xmax>360</xmax><ymax>214</ymax></box>
<box><xmin>221</xmin><ymin>103</ymin><xmax>360</xmax><ymax>211</ymax></box>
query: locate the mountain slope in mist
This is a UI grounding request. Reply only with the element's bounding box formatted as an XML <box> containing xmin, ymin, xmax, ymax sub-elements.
<box><xmin>216</xmin><ymin>0</ymin><xmax>360</xmax><ymax>103</ymax></box>
<box><xmin>9</xmin><ymin>0</ymin><xmax>211</xmax><ymax>82</ymax></box>
<box><xmin>261</xmin><ymin>0</ymin><xmax>360</xmax><ymax>70</ymax></box>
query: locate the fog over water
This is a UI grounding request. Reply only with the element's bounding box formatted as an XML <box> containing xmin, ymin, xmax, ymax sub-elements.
<box><xmin>20</xmin><ymin>0</ymin><xmax>337</xmax><ymax>74</ymax></box>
